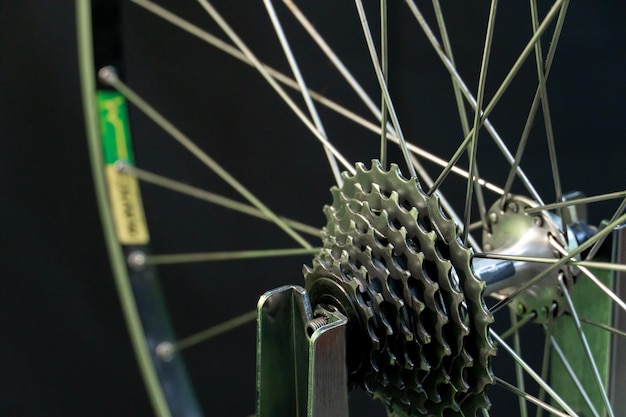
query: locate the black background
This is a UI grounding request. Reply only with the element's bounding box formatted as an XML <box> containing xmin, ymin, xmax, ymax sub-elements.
<box><xmin>1</xmin><ymin>1</ymin><xmax>625</xmax><ymax>416</ymax></box>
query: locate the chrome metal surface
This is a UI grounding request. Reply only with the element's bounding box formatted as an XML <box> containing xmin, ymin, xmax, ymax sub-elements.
<box><xmin>256</xmin><ymin>286</ymin><xmax>349</xmax><ymax>417</ymax></box>
<box><xmin>307</xmin><ymin>307</ymin><xmax>349</xmax><ymax>417</ymax></box>
<box><xmin>481</xmin><ymin>195</ymin><xmax>569</xmax><ymax>321</ymax></box>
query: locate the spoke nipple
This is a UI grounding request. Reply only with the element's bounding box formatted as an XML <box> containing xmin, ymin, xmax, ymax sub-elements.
<box><xmin>114</xmin><ymin>160</ymin><xmax>129</xmax><ymax>173</ymax></box>
<box><xmin>156</xmin><ymin>341</ymin><xmax>175</xmax><ymax>362</ymax></box>
<box><xmin>488</xmin><ymin>212</ymin><xmax>498</xmax><ymax>225</ymax></box>
<box><xmin>516</xmin><ymin>303</ymin><xmax>526</xmax><ymax>316</ymax></box>
<box><xmin>98</xmin><ymin>66</ymin><xmax>119</xmax><ymax>85</ymax></box>
<box><xmin>128</xmin><ymin>250</ymin><xmax>146</xmax><ymax>270</ymax></box>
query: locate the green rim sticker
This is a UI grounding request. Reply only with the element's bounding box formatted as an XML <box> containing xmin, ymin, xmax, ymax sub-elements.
<box><xmin>97</xmin><ymin>90</ymin><xmax>135</xmax><ymax>165</ymax></box>
<box><xmin>97</xmin><ymin>91</ymin><xmax>149</xmax><ymax>244</ymax></box>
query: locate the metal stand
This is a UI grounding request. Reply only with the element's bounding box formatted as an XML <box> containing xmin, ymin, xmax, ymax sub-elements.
<box><xmin>257</xmin><ymin>286</ymin><xmax>349</xmax><ymax>417</ymax></box>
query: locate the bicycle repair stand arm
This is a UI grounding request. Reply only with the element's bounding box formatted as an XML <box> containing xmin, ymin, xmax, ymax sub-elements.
<box><xmin>256</xmin><ymin>285</ymin><xmax>349</xmax><ymax>417</ymax></box>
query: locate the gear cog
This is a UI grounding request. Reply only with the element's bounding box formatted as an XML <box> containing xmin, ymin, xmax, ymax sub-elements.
<box><xmin>304</xmin><ymin>160</ymin><xmax>496</xmax><ymax>416</ymax></box>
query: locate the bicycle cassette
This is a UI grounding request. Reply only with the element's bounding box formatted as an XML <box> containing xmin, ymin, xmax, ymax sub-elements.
<box><xmin>304</xmin><ymin>160</ymin><xmax>496</xmax><ymax>416</ymax></box>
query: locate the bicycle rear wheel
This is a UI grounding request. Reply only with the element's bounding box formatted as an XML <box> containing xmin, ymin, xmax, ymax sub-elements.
<box><xmin>77</xmin><ymin>1</ymin><xmax>626</xmax><ymax>416</ymax></box>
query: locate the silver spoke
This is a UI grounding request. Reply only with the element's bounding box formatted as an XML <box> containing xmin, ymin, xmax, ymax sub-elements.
<box><xmin>262</xmin><ymin>0</ymin><xmax>343</xmax><ymax>186</ymax></box>
<box><xmin>535</xmin><ymin>317</ymin><xmax>553</xmax><ymax>417</ymax></box>
<box><xmin>409</xmin><ymin>154</ymin><xmax>482</xmax><ymax>252</ymax></box>
<box><xmin>559</xmin><ymin>276</ymin><xmax>615</xmax><ymax>417</ymax></box>
<box><xmin>173</xmin><ymin>310</ymin><xmax>257</xmax><ymax>352</ymax></box>
<box><xmin>475</xmin><ymin>252</ymin><xmax>626</xmax><ymax>273</ymax></box>
<box><xmin>431</xmin><ymin>0</ymin><xmax>489</xmax><ymax>238</ymax></box>
<box><xmin>407</xmin><ymin>0</ymin><xmax>567</xmax><ymax>203</ymax></box>
<box><xmin>355</xmin><ymin>0</ymin><xmax>417</xmax><ymax>178</ymax></box>
<box><xmin>510</xmin><ymin>310</ymin><xmax>529</xmax><ymax>417</ymax></box>
<box><xmin>145</xmin><ymin>248</ymin><xmax>319</xmax><ymax>265</ymax></box>
<box><xmin>494</xmin><ymin>377</ymin><xmax>571</xmax><ymax>417</ymax></box>
<box><xmin>585</xmin><ymin>197</ymin><xmax>626</xmax><ymax>261</ymax></box>
<box><xmin>530</xmin><ymin>0</ymin><xmax>563</xmax><ymax>216</ymax></box>
<box><xmin>550</xmin><ymin>335</ymin><xmax>602</xmax><ymax>417</ymax></box>
<box><xmin>462</xmin><ymin>0</ymin><xmax>498</xmax><ymax>244</ymax></box>
<box><xmin>499</xmin><ymin>312</ymin><xmax>536</xmax><ymax>341</ymax></box>
<box><xmin>379</xmin><ymin>0</ymin><xmax>389</xmax><ymax>168</ymax></box>
<box><xmin>431</xmin><ymin>0</ymin><xmax>470</xmax><ymax>136</ymax></box>
<box><xmin>194</xmin><ymin>0</ymin><xmax>356</xmax><ymax>176</ymax></box>
<box><xmin>579</xmin><ymin>317</ymin><xmax>626</xmax><ymax>338</ymax></box>
<box><xmin>501</xmin><ymin>0</ymin><xmax>569</xmax><ymax>204</ymax></box>
<box><xmin>490</xmin><ymin>329</ymin><xmax>578</xmax><ymax>416</ymax></box>
<box><xmin>99</xmin><ymin>68</ymin><xmax>313</xmax><ymax>249</ymax></box>
<box><xmin>550</xmin><ymin>236</ymin><xmax>626</xmax><ymax>313</ymax></box>
<box><xmin>283</xmin><ymin>0</ymin><xmax>385</xmax><ymax>127</ymax></box>
<box><xmin>526</xmin><ymin>190</ymin><xmax>626</xmax><ymax>213</ymax></box>
<box><xmin>119</xmin><ymin>163</ymin><xmax>320</xmax><ymax>238</ymax></box>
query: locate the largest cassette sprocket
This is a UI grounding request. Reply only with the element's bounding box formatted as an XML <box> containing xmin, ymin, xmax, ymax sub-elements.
<box><xmin>304</xmin><ymin>160</ymin><xmax>496</xmax><ymax>417</ymax></box>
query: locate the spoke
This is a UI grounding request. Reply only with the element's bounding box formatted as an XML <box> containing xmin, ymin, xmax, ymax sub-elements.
<box><xmin>501</xmin><ymin>0</ymin><xmax>568</xmax><ymax>204</ymax></box>
<box><xmin>535</xmin><ymin>317</ymin><xmax>552</xmax><ymax>417</ymax></box>
<box><xmin>129</xmin><ymin>0</ymin><xmax>509</xmax><ymax>199</ymax></box>
<box><xmin>431</xmin><ymin>0</ymin><xmax>489</xmax><ymax>237</ymax></box>
<box><xmin>173</xmin><ymin>310</ymin><xmax>257</xmax><ymax>352</ymax></box>
<box><xmin>510</xmin><ymin>310</ymin><xmax>529</xmax><ymax>417</ymax></box>
<box><xmin>530</xmin><ymin>0</ymin><xmax>563</xmax><ymax>213</ymax></box>
<box><xmin>407</xmin><ymin>0</ymin><xmax>567</xmax><ymax>203</ymax></box>
<box><xmin>262</xmin><ymin>0</ymin><xmax>342</xmax><ymax>186</ymax></box>
<box><xmin>490</xmin><ymin>329</ymin><xmax>578</xmax><ymax>416</ymax></box>
<box><xmin>409</xmin><ymin>140</ymin><xmax>503</xmax><ymax>195</ymax></box>
<box><xmin>472</xmin><ymin>165</ymin><xmax>490</xmax><ymax>235</ymax></box>
<box><xmin>475</xmin><ymin>252</ymin><xmax>626</xmax><ymax>273</ymax></box>
<box><xmin>379</xmin><ymin>0</ymin><xmax>389</xmax><ymax>168</ymax></box>
<box><xmin>494</xmin><ymin>377</ymin><xmax>571</xmax><ymax>417</ymax></box>
<box><xmin>409</xmin><ymin>154</ymin><xmax>482</xmax><ymax>251</ymax></box>
<box><xmin>559</xmin><ymin>276</ymin><xmax>615</xmax><ymax>417</ymax></box>
<box><xmin>526</xmin><ymin>191</ymin><xmax>626</xmax><ymax>213</ymax></box>
<box><xmin>468</xmin><ymin>220</ymin><xmax>485</xmax><ymax>232</ymax></box>
<box><xmin>119</xmin><ymin>163</ymin><xmax>320</xmax><ymax>237</ymax></box>
<box><xmin>499</xmin><ymin>312</ymin><xmax>536</xmax><ymax>341</ymax></box>
<box><xmin>585</xmin><ymin>197</ymin><xmax>626</xmax><ymax>261</ymax></box>
<box><xmin>550</xmin><ymin>236</ymin><xmax>626</xmax><ymax>314</ymax></box>
<box><xmin>281</xmin><ymin>0</ymin><xmax>504</xmax><ymax>195</ymax></box>
<box><xmin>194</xmin><ymin>0</ymin><xmax>355</xmax><ymax>176</ymax></box>
<box><xmin>489</xmin><ymin>212</ymin><xmax>626</xmax><ymax>314</ymax></box>
<box><xmin>283</xmin><ymin>0</ymin><xmax>385</xmax><ymax>126</ymax></box>
<box><xmin>427</xmin><ymin>129</ymin><xmax>474</xmax><ymax>195</ymax></box>
<box><xmin>432</xmin><ymin>0</ymin><xmax>470</xmax><ymax>136</ymax></box>
<box><xmin>145</xmin><ymin>248</ymin><xmax>319</xmax><ymax>265</ymax></box>
<box><xmin>462</xmin><ymin>0</ymin><xmax>498</xmax><ymax>244</ymax></box>
<box><xmin>99</xmin><ymin>68</ymin><xmax>313</xmax><ymax>249</ymax></box>
<box><xmin>355</xmin><ymin>0</ymin><xmax>416</xmax><ymax>178</ymax></box>
<box><xmin>579</xmin><ymin>317</ymin><xmax>626</xmax><ymax>338</ymax></box>
<box><xmin>550</xmin><ymin>335</ymin><xmax>602</xmax><ymax>417</ymax></box>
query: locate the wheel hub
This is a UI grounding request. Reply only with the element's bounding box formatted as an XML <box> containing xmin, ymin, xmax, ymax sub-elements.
<box><xmin>480</xmin><ymin>195</ymin><xmax>573</xmax><ymax>322</ymax></box>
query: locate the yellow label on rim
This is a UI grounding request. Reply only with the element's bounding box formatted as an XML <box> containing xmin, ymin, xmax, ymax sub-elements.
<box><xmin>105</xmin><ymin>165</ymin><xmax>150</xmax><ymax>245</ymax></box>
